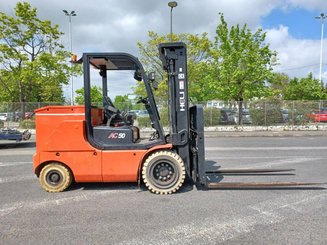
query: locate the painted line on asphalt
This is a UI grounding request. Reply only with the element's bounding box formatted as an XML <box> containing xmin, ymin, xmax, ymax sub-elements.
<box><xmin>0</xmin><ymin>188</ymin><xmax>136</xmax><ymax>218</ymax></box>
<box><xmin>121</xmin><ymin>191</ymin><xmax>327</xmax><ymax>245</ymax></box>
<box><xmin>207</xmin><ymin>157</ymin><xmax>323</xmax><ymax>168</ymax></box>
<box><xmin>0</xmin><ymin>161</ymin><xmax>32</xmax><ymax>167</ymax></box>
<box><xmin>206</xmin><ymin>146</ymin><xmax>327</xmax><ymax>151</ymax></box>
<box><xmin>0</xmin><ymin>175</ymin><xmax>36</xmax><ymax>184</ymax></box>
<box><xmin>248</xmin><ymin>157</ymin><xmax>323</xmax><ymax>168</ymax></box>
<box><xmin>0</xmin><ymin>150</ymin><xmax>35</xmax><ymax>156</ymax></box>
<box><xmin>205</xmin><ymin>156</ymin><xmax>321</xmax><ymax>160</ymax></box>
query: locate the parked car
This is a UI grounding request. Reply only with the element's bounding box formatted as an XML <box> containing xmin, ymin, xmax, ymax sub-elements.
<box><xmin>234</xmin><ymin>109</ymin><xmax>252</xmax><ymax>124</ymax></box>
<box><xmin>306</xmin><ymin>108</ymin><xmax>327</xmax><ymax>123</ymax></box>
<box><xmin>126</xmin><ymin>111</ymin><xmax>137</xmax><ymax>120</ymax></box>
<box><xmin>280</xmin><ymin>109</ymin><xmax>289</xmax><ymax>123</ymax></box>
<box><xmin>0</xmin><ymin>113</ymin><xmax>8</xmax><ymax>121</ymax></box>
<box><xmin>0</xmin><ymin>128</ymin><xmax>31</xmax><ymax>142</ymax></box>
<box><xmin>24</xmin><ymin>112</ymin><xmax>34</xmax><ymax>119</ymax></box>
<box><xmin>137</xmin><ymin>110</ymin><xmax>149</xmax><ymax>117</ymax></box>
<box><xmin>219</xmin><ymin>108</ymin><xmax>236</xmax><ymax>124</ymax></box>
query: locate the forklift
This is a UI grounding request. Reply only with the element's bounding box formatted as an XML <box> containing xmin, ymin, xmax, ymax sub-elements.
<box><xmin>33</xmin><ymin>42</ymin><xmax>322</xmax><ymax>194</ymax></box>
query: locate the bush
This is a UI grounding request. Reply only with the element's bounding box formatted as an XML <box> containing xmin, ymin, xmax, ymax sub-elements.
<box><xmin>19</xmin><ymin>119</ymin><xmax>35</xmax><ymax>129</ymax></box>
<box><xmin>249</xmin><ymin>100</ymin><xmax>284</xmax><ymax>126</ymax></box>
<box><xmin>137</xmin><ymin>117</ymin><xmax>152</xmax><ymax>128</ymax></box>
<box><xmin>0</xmin><ymin>120</ymin><xmax>4</xmax><ymax>128</ymax></box>
<box><xmin>203</xmin><ymin>107</ymin><xmax>221</xmax><ymax>126</ymax></box>
<box><xmin>159</xmin><ymin>107</ymin><xmax>169</xmax><ymax>127</ymax></box>
<box><xmin>285</xmin><ymin>101</ymin><xmax>319</xmax><ymax>125</ymax></box>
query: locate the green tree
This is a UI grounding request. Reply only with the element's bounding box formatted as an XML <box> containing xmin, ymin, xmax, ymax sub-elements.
<box><xmin>114</xmin><ymin>95</ymin><xmax>133</xmax><ymax>111</ymax></box>
<box><xmin>212</xmin><ymin>14</ymin><xmax>277</xmax><ymax>123</ymax></box>
<box><xmin>0</xmin><ymin>2</ymin><xmax>79</xmax><ymax>112</ymax></box>
<box><xmin>75</xmin><ymin>85</ymin><xmax>103</xmax><ymax>105</ymax></box>
<box><xmin>136</xmin><ymin>31</ymin><xmax>213</xmax><ymax>103</ymax></box>
<box><xmin>284</xmin><ymin>73</ymin><xmax>327</xmax><ymax>100</ymax></box>
<box><xmin>266</xmin><ymin>72</ymin><xmax>290</xmax><ymax>99</ymax></box>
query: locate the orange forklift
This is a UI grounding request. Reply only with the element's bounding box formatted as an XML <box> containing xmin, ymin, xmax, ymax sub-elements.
<box><xmin>33</xmin><ymin>43</ymin><xmax>321</xmax><ymax>194</ymax></box>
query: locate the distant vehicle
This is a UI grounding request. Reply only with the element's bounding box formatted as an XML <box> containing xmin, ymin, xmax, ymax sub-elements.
<box><xmin>25</xmin><ymin>112</ymin><xmax>34</xmax><ymax>119</ymax></box>
<box><xmin>306</xmin><ymin>108</ymin><xmax>327</xmax><ymax>123</ymax></box>
<box><xmin>234</xmin><ymin>109</ymin><xmax>252</xmax><ymax>124</ymax></box>
<box><xmin>280</xmin><ymin>109</ymin><xmax>289</xmax><ymax>123</ymax></box>
<box><xmin>137</xmin><ymin>110</ymin><xmax>149</xmax><ymax>117</ymax></box>
<box><xmin>126</xmin><ymin>111</ymin><xmax>137</xmax><ymax>120</ymax></box>
<box><xmin>0</xmin><ymin>113</ymin><xmax>8</xmax><ymax>121</ymax></box>
<box><xmin>220</xmin><ymin>108</ymin><xmax>236</xmax><ymax>124</ymax></box>
<box><xmin>0</xmin><ymin>128</ymin><xmax>31</xmax><ymax>142</ymax></box>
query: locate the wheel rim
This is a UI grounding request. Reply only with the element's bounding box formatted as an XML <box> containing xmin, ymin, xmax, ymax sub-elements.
<box><xmin>46</xmin><ymin>170</ymin><xmax>63</xmax><ymax>186</ymax></box>
<box><xmin>148</xmin><ymin>160</ymin><xmax>178</xmax><ymax>189</ymax></box>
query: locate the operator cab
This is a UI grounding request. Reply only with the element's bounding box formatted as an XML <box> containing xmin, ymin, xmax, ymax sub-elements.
<box><xmin>79</xmin><ymin>52</ymin><xmax>165</xmax><ymax>150</ymax></box>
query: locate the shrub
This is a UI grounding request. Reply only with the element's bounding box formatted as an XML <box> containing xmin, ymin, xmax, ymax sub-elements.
<box><xmin>19</xmin><ymin>119</ymin><xmax>35</xmax><ymax>129</ymax></box>
<box><xmin>249</xmin><ymin>100</ymin><xmax>284</xmax><ymax>126</ymax></box>
<box><xmin>286</xmin><ymin>101</ymin><xmax>319</xmax><ymax>125</ymax></box>
<box><xmin>137</xmin><ymin>117</ymin><xmax>152</xmax><ymax>128</ymax></box>
<box><xmin>137</xmin><ymin>107</ymin><xmax>221</xmax><ymax>128</ymax></box>
<box><xmin>159</xmin><ymin>107</ymin><xmax>169</xmax><ymax>127</ymax></box>
<box><xmin>203</xmin><ymin>107</ymin><xmax>221</xmax><ymax>126</ymax></box>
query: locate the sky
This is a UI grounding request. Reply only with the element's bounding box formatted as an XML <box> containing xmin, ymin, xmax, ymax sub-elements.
<box><xmin>2</xmin><ymin>0</ymin><xmax>327</xmax><ymax>100</ymax></box>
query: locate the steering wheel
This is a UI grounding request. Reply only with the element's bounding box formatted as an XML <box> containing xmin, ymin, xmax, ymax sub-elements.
<box><xmin>103</xmin><ymin>96</ymin><xmax>118</xmax><ymax>123</ymax></box>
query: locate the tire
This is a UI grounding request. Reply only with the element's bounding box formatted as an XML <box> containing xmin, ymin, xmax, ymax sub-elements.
<box><xmin>39</xmin><ymin>162</ymin><xmax>72</xmax><ymax>193</ymax></box>
<box><xmin>142</xmin><ymin>151</ymin><xmax>186</xmax><ymax>194</ymax></box>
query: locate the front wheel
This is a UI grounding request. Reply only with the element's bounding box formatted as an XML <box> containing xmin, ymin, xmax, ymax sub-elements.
<box><xmin>39</xmin><ymin>162</ymin><xmax>72</xmax><ymax>192</ymax></box>
<box><xmin>142</xmin><ymin>151</ymin><xmax>186</xmax><ymax>194</ymax></box>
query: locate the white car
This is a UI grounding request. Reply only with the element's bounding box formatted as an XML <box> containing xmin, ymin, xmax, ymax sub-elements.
<box><xmin>0</xmin><ymin>113</ymin><xmax>8</xmax><ymax>121</ymax></box>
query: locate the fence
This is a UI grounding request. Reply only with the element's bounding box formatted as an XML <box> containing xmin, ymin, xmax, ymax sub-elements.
<box><xmin>200</xmin><ymin>100</ymin><xmax>327</xmax><ymax>127</ymax></box>
<box><xmin>1</xmin><ymin>100</ymin><xmax>327</xmax><ymax>128</ymax></box>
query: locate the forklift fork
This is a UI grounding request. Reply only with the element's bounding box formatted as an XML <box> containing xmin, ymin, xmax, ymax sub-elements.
<box><xmin>204</xmin><ymin>168</ymin><xmax>325</xmax><ymax>189</ymax></box>
<box><xmin>189</xmin><ymin>105</ymin><xmax>326</xmax><ymax>190</ymax></box>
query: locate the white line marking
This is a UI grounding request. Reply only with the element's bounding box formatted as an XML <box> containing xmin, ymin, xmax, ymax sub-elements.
<box><xmin>121</xmin><ymin>191</ymin><xmax>327</xmax><ymax>245</ymax></box>
<box><xmin>0</xmin><ymin>150</ymin><xmax>35</xmax><ymax>156</ymax></box>
<box><xmin>205</xmin><ymin>157</ymin><xmax>323</xmax><ymax>169</ymax></box>
<box><xmin>0</xmin><ymin>175</ymin><xmax>35</xmax><ymax>184</ymax></box>
<box><xmin>249</xmin><ymin>157</ymin><xmax>323</xmax><ymax>168</ymax></box>
<box><xmin>206</xmin><ymin>146</ymin><xmax>327</xmax><ymax>151</ymax></box>
<box><xmin>0</xmin><ymin>189</ymin><xmax>136</xmax><ymax>218</ymax></box>
<box><xmin>205</xmin><ymin>156</ymin><xmax>322</xmax><ymax>160</ymax></box>
<box><xmin>0</xmin><ymin>162</ymin><xmax>31</xmax><ymax>167</ymax></box>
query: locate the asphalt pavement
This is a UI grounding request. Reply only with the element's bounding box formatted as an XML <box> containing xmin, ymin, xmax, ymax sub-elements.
<box><xmin>0</xmin><ymin>136</ymin><xmax>326</xmax><ymax>244</ymax></box>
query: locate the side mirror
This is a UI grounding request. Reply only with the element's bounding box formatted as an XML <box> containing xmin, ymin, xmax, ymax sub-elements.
<box><xmin>148</xmin><ymin>72</ymin><xmax>155</xmax><ymax>82</ymax></box>
<box><xmin>148</xmin><ymin>72</ymin><xmax>158</xmax><ymax>90</ymax></box>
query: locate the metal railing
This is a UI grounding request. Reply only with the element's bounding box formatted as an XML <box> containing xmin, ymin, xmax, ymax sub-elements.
<box><xmin>1</xmin><ymin>100</ymin><xmax>327</xmax><ymax>129</ymax></box>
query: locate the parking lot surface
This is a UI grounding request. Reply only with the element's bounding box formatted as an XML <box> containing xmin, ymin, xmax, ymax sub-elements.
<box><xmin>0</xmin><ymin>136</ymin><xmax>326</xmax><ymax>245</ymax></box>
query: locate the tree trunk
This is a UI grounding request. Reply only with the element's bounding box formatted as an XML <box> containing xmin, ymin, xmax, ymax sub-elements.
<box><xmin>19</xmin><ymin>82</ymin><xmax>26</xmax><ymax>120</ymax></box>
<box><xmin>238</xmin><ymin>99</ymin><xmax>243</xmax><ymax>125</ymax></box>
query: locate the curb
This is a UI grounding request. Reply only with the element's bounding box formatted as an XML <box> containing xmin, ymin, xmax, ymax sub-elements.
<box><xmin>11</xmin><ymin>127</ymin><xmax>327</xmax><ymax>138</ymax></box>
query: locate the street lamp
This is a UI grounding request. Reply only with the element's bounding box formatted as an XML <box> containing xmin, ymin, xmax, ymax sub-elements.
<box><xmin>315</xmin><ymin>13</ymin><xmax>327</xmax><ymax>83</ymax></box>
<box><xmin>168</xmin><ymin>1</ymin><xmax>178</xmax><ymax>41</ymax></box>
<box><xmin>63</xmin><ymin>10</ymin><xmax>77</xmax><ymax>105</ymax></box>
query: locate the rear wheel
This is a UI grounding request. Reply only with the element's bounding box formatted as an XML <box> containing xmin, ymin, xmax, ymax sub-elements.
<box><xmin>39</xmin><ymin>162</ymin><xmax>72</xmax><ymax>192</ymax></box>
<box><xmin>142</xmin><ymin>151</ymin><xmax>185</xmax><ymax>194</ymax></box>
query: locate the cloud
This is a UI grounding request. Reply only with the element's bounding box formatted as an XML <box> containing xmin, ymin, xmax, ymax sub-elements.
<box><xmin>284</xmin><ymin>0</ymin><xmax>327</xmax><ymax>11</ymax></box>
<box><xmin>2</xmin><ymin>0</ymin><xmax>327</xmax><ymax>99</ymax></box>
<box><xmin>266</xmin><ymin>25</ymin><xmax>323</xmax><ymax>78</ymax></box>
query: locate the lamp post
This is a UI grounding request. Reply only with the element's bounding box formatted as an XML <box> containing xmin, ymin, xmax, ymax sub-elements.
<box><xmin>168</xmin><ymin>1</ymin><xmax>177</xmax><ymax>41</ymax></box>
<box><xmin>315</xmin><ymin>13</ymin><xmax>327</xmax><ymax>83</ymax></box>
<box><xmin>63</xmin><ymin>10</ymin><xmax>77</xmax><ymax>105</ymax></box>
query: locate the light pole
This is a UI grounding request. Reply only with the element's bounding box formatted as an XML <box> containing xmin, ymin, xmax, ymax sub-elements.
<box><xmin>315</xmin><ymin>13</ymin><xmax>326</xmax><ymax>83</ymax></box>
<box><xmin>168</xmin><ymin>1</ymin><xmax>177</xmax><ymax>41</ymax></box>
<box><xmin>63</xmin><ymin>10</ymin><xmax>76</xmax><ymax>105</ymax></box>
